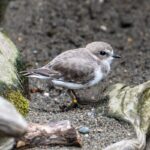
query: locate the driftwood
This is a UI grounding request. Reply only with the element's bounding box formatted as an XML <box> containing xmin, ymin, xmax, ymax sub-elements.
<box><xmin>16</xmin><ymin>120</ymin><xmax>82</xmax><ymax>149</ymax></box>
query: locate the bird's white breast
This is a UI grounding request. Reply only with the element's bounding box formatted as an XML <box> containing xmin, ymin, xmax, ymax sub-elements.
<box><xmin>87</xmin><ymin>67</ymin><xmax>103</xmax><ymax>86</ymax></box>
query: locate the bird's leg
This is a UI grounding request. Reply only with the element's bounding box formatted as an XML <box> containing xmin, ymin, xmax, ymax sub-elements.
<box><xmin>68</xmin><ymin>89</ymin><xmax>78</xmax><ymax>104</ymax></box>
<box><xmin>67</xmin><ymin>89</ymin><xmax>80</xmax><ymax>109</ymax></box>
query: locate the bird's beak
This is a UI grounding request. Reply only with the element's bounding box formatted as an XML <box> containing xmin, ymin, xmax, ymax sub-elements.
<box><xmin>112</xmin><ymin>54</ymin><xmax>121</xmax><ymax>58</ymax></box>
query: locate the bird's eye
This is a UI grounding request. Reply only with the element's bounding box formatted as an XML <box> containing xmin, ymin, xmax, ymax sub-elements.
<box><xmin>100</xmin><ymin>51</ymin><xmax>106</xmax><ymax>55</ymax></box>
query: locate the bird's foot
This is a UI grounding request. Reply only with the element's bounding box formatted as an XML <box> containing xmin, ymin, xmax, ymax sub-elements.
<box><xmin>60</xmin><ymin>98</ymin><xmax>82</xmax><ymax>111</ymax></box>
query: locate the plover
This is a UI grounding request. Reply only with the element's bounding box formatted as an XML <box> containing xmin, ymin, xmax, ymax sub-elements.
<box><xmin>23</xmin><ymin>41</ymin><xmax>120</xmax><ymax>109</ymax></box>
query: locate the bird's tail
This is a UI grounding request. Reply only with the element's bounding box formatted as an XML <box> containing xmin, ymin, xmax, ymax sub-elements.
<box><xmin>20</xmin><ymin>68</ymin><xmax>51</xmax><ymax>79</ymax></box>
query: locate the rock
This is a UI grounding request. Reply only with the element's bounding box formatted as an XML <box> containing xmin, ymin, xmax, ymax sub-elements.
<box><xmin>103</xmin><ymin>80</ymin><xmax>150</xmax><ymax>150</ymax></box>
<box><xmin>0</xmin><ymin>138</ymin><xmax>14</xmax><ymax>150</ymax></box>
<box><xmin>0</xmin><ymin>96</ymin><xmax>27</xmax><ymax>136</ymax></box>
<box><xmin>0</xmin><ymin>32</ymin><xmax>29</xmax><ymax>116</ymax></box>
<box><xmin>79</xmin><ymin>127</ymin><xmax>90</xmax><ymax>134</ymax></box>
<box><xmin>75</xmin><ymin>83</ymin><xmax>106</xmax><ymax>104</ymax></box>
<box><xmin>0</xmin><ymin>96</ymin><xmax>27</xmax><ymax>150</ymax></box>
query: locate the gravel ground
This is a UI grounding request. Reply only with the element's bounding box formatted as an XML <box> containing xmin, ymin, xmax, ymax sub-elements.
<box><xmin>1</xmin><ymin>0</ymin><xmax>150</xmax><ymax>149</ymax></box>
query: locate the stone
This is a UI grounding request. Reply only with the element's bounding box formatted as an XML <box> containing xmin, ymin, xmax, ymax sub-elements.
<box><xmin>0</xmin><ymin>96</ymin><xmax>27</xmax><ymax>150</ymax></box>
<box><xmin>0</xmin><ymin>32</ymin><xmax>29</xmax><ymax>116</ymax></box>
<box><xmin>103</xmin><ymin>80</ymin><xmax>150</xmax><ymax>150</ymax></box>
<box><xmin>79</xmin><ymin>127</ymin><xmax>90</xmax><ymax>134</ymax></box>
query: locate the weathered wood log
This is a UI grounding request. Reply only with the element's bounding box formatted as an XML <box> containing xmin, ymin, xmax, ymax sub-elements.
<box><xmin>0</xmin><ymin>31</ymin><xmax>29</xmax><ymax>116</ymax></box>
<box><xmin>16</xmin><ymin>120</ymin><xmax>82</xmax><ymax>149</ymax></box>
<box><xmin>0</xmin><ymin>96</ymin><xmax>27</xmax><ymax>150</ymax></box>
<box><xmin>103</xmin><ymin>80</ymin><xmax>150</xmax><ymax>150</ymax></box>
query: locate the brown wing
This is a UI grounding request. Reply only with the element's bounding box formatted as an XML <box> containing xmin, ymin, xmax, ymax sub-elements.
<box><xmin>49</xmin><ymin>57</ymin><xmax>95</xmax><ymax>84</ymax></box>
<box><xmin>42</xmin><ymin>48</ymin><xmax>98</xmax><ymax>84</ymax></box>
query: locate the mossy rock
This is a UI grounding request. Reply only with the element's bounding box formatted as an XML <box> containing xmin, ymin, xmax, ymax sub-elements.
<box><xmin>104</xmin><ymin>81</ymin><xmax>150</xmax><ymax>150</ymax></box>
<box><xmin>0</xmin><ymin>31</ymin><xmax>29</xmax><ymax>116</ymax></box>
<box><xmin>6</xmin><ymin>90</ymin><xmax>29</xmax><ymax>116</ymax></box>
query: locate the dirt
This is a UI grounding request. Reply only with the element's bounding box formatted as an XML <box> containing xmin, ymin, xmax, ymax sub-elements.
<box><xmin>1</xmin><ymin>0</ymin><xmax>150</xmax><ymax>149</ymax></box>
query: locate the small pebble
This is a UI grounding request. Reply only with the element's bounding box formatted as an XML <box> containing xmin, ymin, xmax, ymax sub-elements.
<box><xmin>79</xmin><ymin>127</ymin><xmax>90</xmax><ymax>134</ymax></box>
<box><xmin>35</xmin><ymin>62</ymin><xmax>39</xmax><ymax>66</ymax></box>
<box><xmin>87</xmin><ymin>108</ymin><xmax>96</xmax><ymax>118</ymax></box>
<box><xmin>127</xmin><ymin>132</ymin><xmax>131</xmax><ymax>136</ymax></box>
<box><xmin>99</xmin><ymin>0</ymin><xmax>104</xmax><ymax>3</ymax></box>
<box><xmin>127</xmin><ymin>37</ymin><xmax>133</xmax><ymax>43</ymax></box>
<box><xmin>33</xmin><ymin>50</ymin><xmax>38</xmax><ymax>54</ymax></box>
<box><xmin>100</xmin><ymin>25</ymin><xmax>107</xmax><ymax>31</ymax></box>
<box><xmin>43</xmin><ymin>92</ymin><xmax>49</xmax><ymax>97</ymax></box>
<box><xmin>124</xmin><ymin>69</ymin><xmax>127</xmax><ymax>73</ymax></box>
<box><xmin>84</xmin><ymin>134</ymin><xmax>89</xmax><ymax>137</ymax></box>
<box><xmin>18</xmin><ymin>36</ymin><xmax>23</xmax><ymax>42</ymax></box>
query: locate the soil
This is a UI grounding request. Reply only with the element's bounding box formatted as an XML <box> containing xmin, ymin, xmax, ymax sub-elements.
<box><xmin>1</xmin><ymin>0</ymin><xmax>150</xmax><ymax>149</ymax></box>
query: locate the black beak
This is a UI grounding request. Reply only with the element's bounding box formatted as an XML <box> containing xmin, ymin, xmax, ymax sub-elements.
<box><xmin>112</xmin><ymin>54</ymin><xmax>121</xmax><ymax>58</ymax></box>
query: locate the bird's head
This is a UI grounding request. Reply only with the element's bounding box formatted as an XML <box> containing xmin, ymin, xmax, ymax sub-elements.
<box><xmin>86</xmin><ymin>41</ymin><xmax>120</xmax><ymax>64</ymax></box>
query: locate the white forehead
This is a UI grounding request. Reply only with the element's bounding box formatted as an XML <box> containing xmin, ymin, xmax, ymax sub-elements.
<box><xmin>105</xmin><ymin>49</ymin><xmax>114</xmax><ymax>55</ymax></box>
<box><xmin>86</xmin><ymin>41</ymin><xmax>113</xmax><ymax>52</ymax></box>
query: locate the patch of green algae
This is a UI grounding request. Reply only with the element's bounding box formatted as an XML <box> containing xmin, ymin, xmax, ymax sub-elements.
<box><xmin>5</xmin><ymin>90</ymin><xmax>29</xmax><ymax>116</ymax></box>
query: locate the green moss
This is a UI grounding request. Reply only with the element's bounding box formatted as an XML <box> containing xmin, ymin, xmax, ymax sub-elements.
<box><xmin>5</xmin><ymin>90</ymin><xmax>29</xmax><ymax>116</ymax></box>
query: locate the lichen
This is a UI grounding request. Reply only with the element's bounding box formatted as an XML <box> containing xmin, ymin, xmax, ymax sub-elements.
<box><xmin>5</xmin><ymin>90</ymin><xmax>29</xmax><ymax>116</ymax></box>
<box><xmin>138</xmin><ymin>88</ymin><xmax>150</xmax><ymax>132</ymax></box>
<box><xmin>104</xmin><ymin>81</ymin><xmax>150</xmax><ymax>150</ymax></box>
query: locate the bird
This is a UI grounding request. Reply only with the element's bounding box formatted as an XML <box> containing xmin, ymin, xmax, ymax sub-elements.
<box><xmin>22</xmin><ymin>41</ymin><xmax>120</xmax><ymax>109</ymax></box>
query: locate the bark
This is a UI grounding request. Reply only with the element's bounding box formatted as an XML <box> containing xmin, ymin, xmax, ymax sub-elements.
<box><xmin>16</xmin><ymin>120</ymin><xmax>82</xmax><ymax>149</ymax></box>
